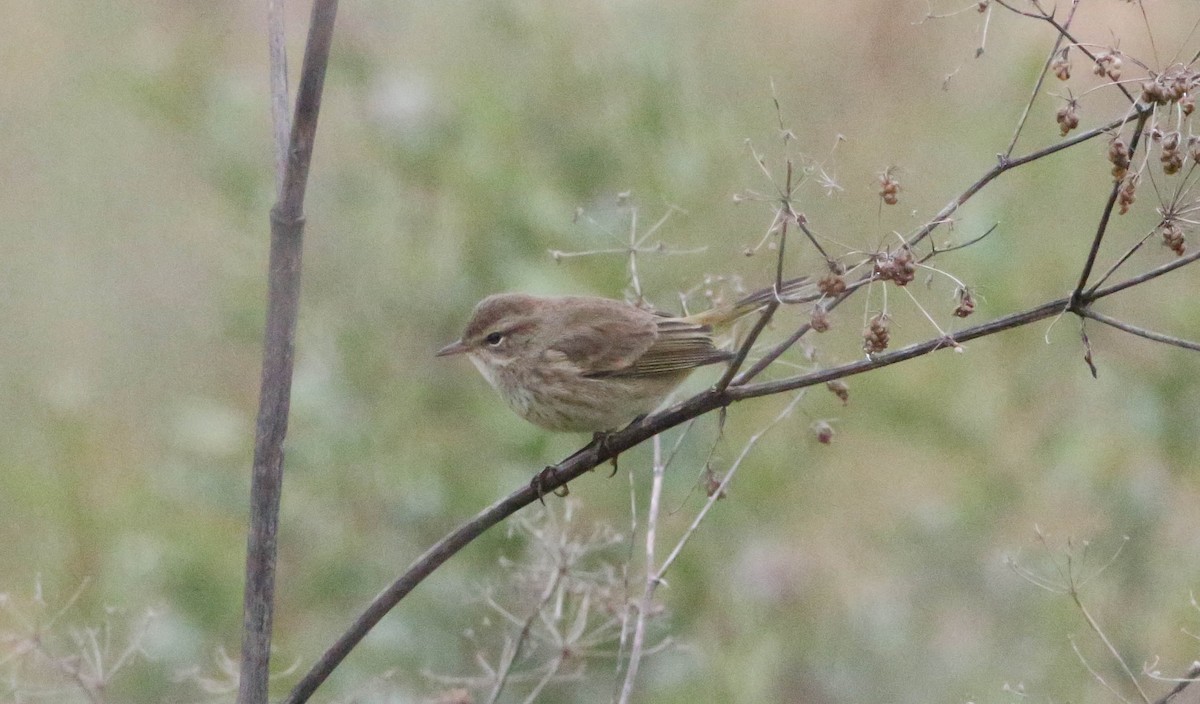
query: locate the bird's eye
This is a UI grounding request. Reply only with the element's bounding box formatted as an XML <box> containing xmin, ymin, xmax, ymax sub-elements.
<box><xmin>485</xmin><ymin>332</ymin><xmax>504</xmax><ymax>346</ymax></box>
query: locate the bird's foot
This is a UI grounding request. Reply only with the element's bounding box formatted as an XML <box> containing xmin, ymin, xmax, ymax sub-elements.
<box><xmin>590</xmin><ymin>430</ymin><xmax>622</xmax><ymax>477</ymax></box>
<box><xmin>531</xmin><ymin>466</ymin><xmax>570</xmax><ymax>504</ymax></box>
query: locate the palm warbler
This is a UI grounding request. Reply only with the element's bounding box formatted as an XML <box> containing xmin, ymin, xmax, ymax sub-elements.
<box><xmin>437</xmin><ymin>278</ymin><xmax>819</xmax><ymax>433</ymax></box>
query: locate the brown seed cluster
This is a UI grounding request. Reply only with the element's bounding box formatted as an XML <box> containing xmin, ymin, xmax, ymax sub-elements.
<box><xmin>1155</xmin><ymin>130</ymin><xmax>1183</xmax><ymax>175</ymax></box>
<box><xmin>810</xmin><ymin>305</ymin><xmax>831</xmax><ymax>333</ymax></box>
<box><xmin>826</xmin><ymin>380</ymin><xmax>849</xmax><ymax>405</ymax></box>
<box><xmin>1161</xmin><ymin>222</ymin><xmax>1186</xmax><ymax>256</ymax></box>
<box><xmin>1117</xmin><ymin>175</ymin><xmax>1137</xmax><ymax>215</ymax></box>
<box><xmin>818</xmin><ymin>273</ymin><xmax>846</xmax><ymax>296</ymax></box>
<box><xmin>953</xmin><ymin>287</ymin><xmax>975</xmax><ymax>318</ymax></box>
<box><xmin>1140</xmin><ymin>70</ymin><xmax>1198</xmax><ymax>107</ymax></box>
<box><xmin>1093</xmin><ymin>51</ymin><xmax>1122</xmax><ymax>81</ymax></box>
<box><xmin>879</xmin><ymin>170</ymin><xmax>900</xmax><ymax>205</ymax></box>
<box><xmin>863</xmin><ymin>314</ymin><xmax>891</xmax><ymax>354</ymax></box>
<box><xmin>873</xmin><ymin>247</ymin><xmax>916</xmax><ymax>286</ymax></box>
<box><xmin>1056</xmin><ymin>100</ymin><xmax>1080</xmax><ymax>136</ymax></box>
<box><xmin>1107</xmin><ymin>137</ymin><xmax>1131</xmax><ymax>181</ymax></box>
<box><xmin>1052</xmin><ymin>54</ymin><xmax>1071</xmax><ymax>82</ymax></box>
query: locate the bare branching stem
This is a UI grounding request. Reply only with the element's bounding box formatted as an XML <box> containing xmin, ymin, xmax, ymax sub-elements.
<box><xmin>1072</xmin><ymin>111</ymin><xmax>1152</xmax><ymax>305</ymax></box>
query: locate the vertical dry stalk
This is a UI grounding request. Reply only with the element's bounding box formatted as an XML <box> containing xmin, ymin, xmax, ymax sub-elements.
<box><xmin>237</xmin><ymin>2</ymin><xmax>339</xmax><ymax>704</ymax></box>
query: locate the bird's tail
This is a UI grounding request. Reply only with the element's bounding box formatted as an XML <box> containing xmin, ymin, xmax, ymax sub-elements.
<box><xmin>683</xmin><ymin>276</ymin><xmax>821</xmax><ymax>327</ymax></box>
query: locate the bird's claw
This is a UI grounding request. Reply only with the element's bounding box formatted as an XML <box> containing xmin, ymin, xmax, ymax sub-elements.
<box><xmin>591</xmin><ymin>431</ymin><xmax>621</xmax><ymax>478</ymax></box>
<box><xmin>532</xmin><ymin>466</ymin><xmax>569</xmax><ymax>504</ymax></box>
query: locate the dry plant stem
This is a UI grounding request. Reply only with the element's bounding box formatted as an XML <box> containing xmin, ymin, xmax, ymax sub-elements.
<box><xmin>1071</xmin><ymin>589</ymin><xmax>1152</xmax><ymax>704</ymax></box>
<box><xmin>268</xmin><ymin>0</ymin><xmax>289</xmax><ymax>195</ymax></box>
<box><xmin>616</xmin><ymin>436</ymin><xmax>666</xmax><ymax>704</ymax></box>
<box><xmin>484</xmin><ymin>559</ymin><xmax>564</xmax><ymax>704</ymax></box>
<box><xmin>284</xmin><ymin>240</ymin><xmax>1198</xmax><ymax>704</ymax></box>
<box><xmin>1070</xmin><ymin>636</ymin><xmax>1133</xmax><ymax>704</ymax></box>
<box><xmin>734</xmin><ymin>112</ymin><xmax>1144</xmax><ymax>385</ymax></box>
<box><xmin>619</xmin><ymin>396</ymin><xmax>801</xmax><ymax>704</ymax></box>
<box><xmin>1079</xmin><ymin>309</ymin><xmax>1200</xmax><ymax>352</ymax></box>
<box><xmin>1072</xmin><ymin>112</ymin><xmax>1152</xmax><ymax>304</ymax></box>
<box><xmin>237</xmin><ymin>2</ymin><xmax>338</xmax><ymax>704</ymax></box>
<box><xmin>1152</xmin><ymin>663</ymin><xmax>1200</xmax><ymax>704</ymax></box>
<box><xmin>994</xmin><ymin>0</ymin><xmax>1136</xmax><ymax>103</ymax></box>
<box><xmin>1004</xmin><ymin>0</ymin><xmax>1080</xmax><ymax>159</ymax></box>
<box><xmin>716</xmin><ymin>161</ymin><xmax>794</xmax><ymax>390</ymax></box>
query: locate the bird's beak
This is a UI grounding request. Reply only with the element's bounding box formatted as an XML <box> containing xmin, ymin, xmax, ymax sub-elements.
<box><xmin>436</xmin><ymin>340</ymin><xmax>468</xmax><ymax>357</ymax></box>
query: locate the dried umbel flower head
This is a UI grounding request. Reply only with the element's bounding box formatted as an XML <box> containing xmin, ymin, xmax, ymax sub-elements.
<box><xmin>874</xmin><ymin>246</ymin><xmax>916</xmax><ymax>286</ymax></box>
<box><xmin>1117</xmin><ymin>174</ymin><xmax>1138</xmax><ymax>215</ymax></box>
<box><xmin>878</xmin><ymin>168</ymin><xmax>900</xmax><ymax>205</ymax></box>
<box><xmin>1160</xmin><ymin>131</ymin><xmax>1183</xmax><ymax>175</ymax></box>
<box><xmin>810</xmin><ymin>305</ymin><xmax>831</xmax><ymax>333</ymax></box>
<box><xmin>1161</xmin><ymin>222</ymin><xmax>1186</xmax><ymax>256</ymax></box>
<box><xmin>1107</xmin><ymin>137</ymin><xmax>1131</xmax><ymax>181</ymax></box>
<box><xmin>1093</xmin><ymin>51</ymin><xmax>1122</xmax><ymax>81</ymax></box>
<box><xmin>818</xmin><ymin>273</ymin><xmax>847</xmax><ymax>296</ymax></box>
<box><xmin>1056</xmin><ymin>101</ymin><xmax>1080</xmax><ymax>136</ymax></box>
<box><xmin>1052</xmin><ymin>52</ymin><xmax>1071</xmax><ymax>81</ymax></box>
<box><xmin>863</xmin><ymin>313</ymin><xmax>891</xmax><ymax>354</ymax></box>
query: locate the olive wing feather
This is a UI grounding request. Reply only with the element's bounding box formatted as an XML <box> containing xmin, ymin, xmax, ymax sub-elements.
<box><xmin>543</xmin><ymin>299</ymin><xmax>732</xmax><ymax>378</ymax></box>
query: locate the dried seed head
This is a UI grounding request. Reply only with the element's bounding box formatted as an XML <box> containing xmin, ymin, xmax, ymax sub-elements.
<box><xmin>1117</xmin><ymin>175</ymin><xmax>1138</xmax><ymax>215</ymax></box>
<box><xmin>810</xmin><ymin>305</ymin><xmax>831</xmax><ymax>333</ymax></box>
<box><xmin>1052</xmin><ymin>56</ymin><xmax>1071</xmax><ymax>81</ymax></box>
<box><xmin>953</xmin><ymin>287</ymin><xmax>976</xmax><ymax>318</ymax></box>
<box><xmin>874</xmin><ymin>247</ymin><xmax>916</xmax><ymax>286</ymax></box>
<box><xmin>1162</xmin><ymin>222</ymin><xmax>1186</xmax><ymax>256</ymax></box>
<box><xmin>1093</xmin><ymin>51</ymin><xmax>1122</xmax><ymax>81</ymax></box>
<box><xmin>1056</xmin><ymin>102</ymin><xmax>1080</xmax><ymax>136</ymax></box>
<box><xmin>826</xmin><ymin>380</ymin><xmax>849</xmax><ymax>405</ymax></box>
<box><xmin>863</xmin><ymin>313</ymin><xmax>891</xmax><ymax>354</ymax></box>
<box><xmin>818</xmin><ymin>273</ymin><xmax>847</xmax><ymax>296</ymax></box>
<box><xmin>878</xmin><ymin>169</ymin><xmax>901</xmax><ymax>205</ymax></box>
<box><xmin>1107</xmin><ymin>137</ymin><xmax>1131</xmax><ymax>181</ymax></box>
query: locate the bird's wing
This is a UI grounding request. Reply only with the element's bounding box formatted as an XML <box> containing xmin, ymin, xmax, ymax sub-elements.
<box><xmin>543</xmin><ymin>298</ymin><xmax>661</xmax><ymax>374</ymax></box>
<box><xmin>585</xmin><ymin>317</ymin><xmax>733</xmax><ymax>379</ymax></box>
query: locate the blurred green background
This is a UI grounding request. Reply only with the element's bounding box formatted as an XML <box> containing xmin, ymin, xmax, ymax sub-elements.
<box><xmin>1</xmin><ymin>0</ymin><xmax>1198</xmax><ymax>702</ymax></box>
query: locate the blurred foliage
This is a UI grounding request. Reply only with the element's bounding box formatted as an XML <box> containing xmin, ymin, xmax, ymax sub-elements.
<box><xmin>0</xmin><ymin>0</ymin><xmax>1198</xmax><ymax>702</ymax></box>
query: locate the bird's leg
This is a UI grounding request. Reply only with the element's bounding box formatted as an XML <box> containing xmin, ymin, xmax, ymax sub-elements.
<box><xmin>534</xmin><ymin>416</ymin><xmax>648</xmax><ymax>500</ymax></box>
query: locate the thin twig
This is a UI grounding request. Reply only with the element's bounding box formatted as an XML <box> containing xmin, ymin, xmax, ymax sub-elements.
<box><xmin>736</xmin><ymin>112</ymin><xmax>1142</xmax><ymax>384</ymax></box>
<box><xmin>1070</xmin><ymin>590</ymin><xmax>1151</xmax><ymax>704</ymax></box>
<box><xmin>616</xmin><ymin>435</ymin><xmax>665</xmax><ymax>704</ymax></box>
<box><xmin>657</xmin><ymin>393</ymin><xmax>804</xmax><ymax>579</ymax></box>
<box><xmin>1071</xmin><ymin>111</ymin><xmax>1152</xmax><ymax>306</ymax></box>
<box><xmin>1078</xmin><ymin>309</ymin><xmax>1200</xmax><ymax>352</ymax></box>
<box><xmin>1004</xmin><ymin>0</ymin><xmax>1081</xmax><ymax>159</ymax></box>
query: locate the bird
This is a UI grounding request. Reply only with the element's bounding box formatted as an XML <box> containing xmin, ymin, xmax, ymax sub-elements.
<box><xmin>436</xmin><ymin>277</ymin><xmax>819</xmax><ymax>434</ymax></box>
